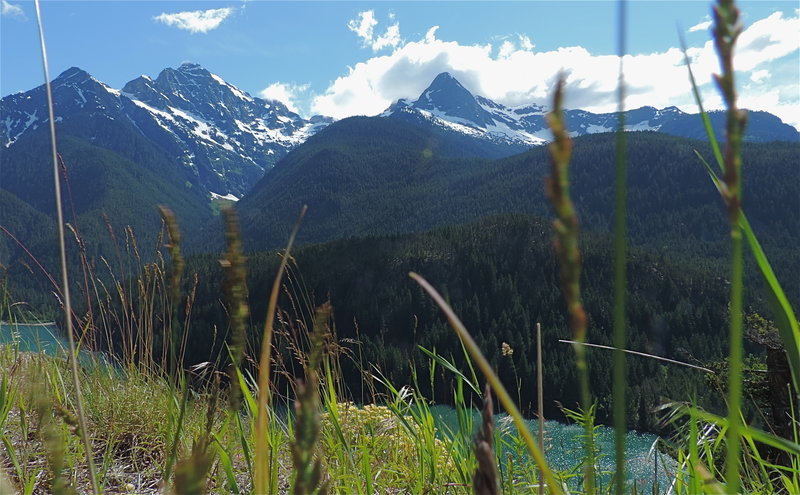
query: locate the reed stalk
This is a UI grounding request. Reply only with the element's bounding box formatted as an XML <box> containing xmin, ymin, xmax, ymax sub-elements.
<box><xmin>33</xmin><ymin>1</ymin><xmax>99</xmax><ymax>492</ymax></box>
<box><xmin>545</xmin><ymin>74</ymin><xmax>594</xmax><ymax>494</ymax></box>
<box><xmin>711</xmin><ymin>2</ymin><xmax>747</xmax><ymax>492</ymax></box>
<box><xmin>472</xmin><ymin>384</ymin><xmax>499</xmax><ymax>495</ymax></box>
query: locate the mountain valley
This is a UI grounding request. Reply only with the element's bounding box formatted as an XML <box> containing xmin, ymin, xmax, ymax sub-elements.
<box><xmin>1</xmin><ymin>63</ymin><xmax>798</xmax><ymax>431</ymax></box>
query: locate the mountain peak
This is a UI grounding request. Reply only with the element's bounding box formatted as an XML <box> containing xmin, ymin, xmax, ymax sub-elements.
<box><xmin>425</xmin><ymin>72</ymin><xmax>469</xmax><ymax>94</ymax></box>
<box><xmin>55</xmin><ymin>66</ymin><xmax>92</xmax><ymax>83</ymax></box>
<box><xmin>433</xmin><ymin>71</ymin><xmax>455</xmax><ymax>81</ymax></box>
<box><xmin>413</xmin><ymin>72</ymin><xmax>495</xmax><ymax>127</ymax></box>
<box><xmin>156</xmin><ymin>62</ymin><xmax>212</xmax><ymax>83</ymax></box>
<box><xmin>177</xmin><ymin>61</ymin><xmax>207</xmax><ymax>74</ymax></box>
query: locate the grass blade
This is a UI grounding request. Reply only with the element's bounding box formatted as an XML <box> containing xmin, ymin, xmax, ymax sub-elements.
<box><xmin>740</xmin><ymin>213</ymin><xmax>800</xmax><ymax>393</ymax></box>
<box><xmin>418</xmin><ymin>345</ymin><xmax>481</xmax><ymax>396</ymax></box>
<box><xmin>678</xmin><ymin>32</ymin><xmax>724</xmax><ymax>168</ymax></box>
<box><xmin>212</xmin><ymin>432</ymin><xmax>242</xmax><ymax>495</ymax></box>
<box><xmin>255</xmin><ymin>205</ymin><xmax>307</xmax><ymax>495</ymax></box>
<box><xmin>683</xmin><ymin>11</ymin><xmax>800</xmax><ymax>395</ymax></box>
<box><xmin>164</xmin><ymin>377</ymin><xmax>190</xmax><ymax>481</ymax></box>
<box><xmin>664</xmin><ymin>402</ymin><xmax>800</xmax><ymax>457</ymax></box>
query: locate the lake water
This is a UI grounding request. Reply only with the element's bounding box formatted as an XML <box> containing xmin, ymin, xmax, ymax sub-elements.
<box><xmin>429</xmin><ymin>404</ymin><xmax>676</xmax><ymax>493</ymax></box>
<box><xmin>0</xmin><ymin>321</ymin><xmax>66</xmax><ymax>353</ymax></box>
<box><xmin>0</xmin><ymin>321</ymin><xmax>112</xmax><ymax>368</ymax></box>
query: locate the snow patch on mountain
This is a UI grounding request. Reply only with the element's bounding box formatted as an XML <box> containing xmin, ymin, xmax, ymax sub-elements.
<box><xmin>210</xmin><ymin>191</ymin><xmax>240</xmax><ymax>201</ymax></box>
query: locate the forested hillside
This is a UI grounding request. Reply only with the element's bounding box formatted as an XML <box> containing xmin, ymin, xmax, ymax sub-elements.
<box><xmin>175</xmin><ymin>214</ymin><xmax>752</xmax><ymax>431</ymax></box>
<box><xmin>0</xmin><ymin>128</ymin><xmax>214</xmax><ymax>314</ymax></box>
<box><xmin>238</xmin><ymin>121</ymin><xmax>799</xmax><ymax>299</ymax></box>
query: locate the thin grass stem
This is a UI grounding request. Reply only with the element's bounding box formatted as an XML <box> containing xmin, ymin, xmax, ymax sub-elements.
<box><xmin>613</xmin><ymin>2</ymin><xmax>628</xmax><ymax>494</ymax></box>
<box><xmin>33</xmin><ymin>1</ymin><xmax>99</xmax><ymax>492</ymax></box>
<box><xmin>254</xmin><ymin>205</ymin><xmax>307</xmax><ymax>495</ymax></box>
<box><xmin>559</xmin><ymin>340</ymin><xmax>714</xmax><ymax>373</ymax></box>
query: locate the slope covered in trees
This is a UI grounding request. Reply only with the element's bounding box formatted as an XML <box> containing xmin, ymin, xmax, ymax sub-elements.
<box><xmin>178</xmin><ymin>214</ymin><xmax>756</xmax><ymax>431</ymax></box>
<box><xmin>237</xmin><ymin>120</ymin><xmax>799</xmax><ymax>300</ymax></box>
<box><xmin>0</xmin><ymin>128</ymin><xmax>215</xmax><ymax>315</ymax></box>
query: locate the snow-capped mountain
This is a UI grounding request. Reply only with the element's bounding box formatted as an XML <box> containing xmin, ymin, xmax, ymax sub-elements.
<box><xmin>384</xmin><ymin>72</ymin><xmax>549</xmax><ymax>148</ymax></box>
<box><xmin>3</xmin><ymin>67</ymin><xmax>796</xmax><ymax>201</ymax></box>
<box><xmin>382</xmin><ymin>72</ymin><xmax>799</xmax><ymax>147</ymax></box>
<box><xmin>1</xmin><ymin>63</ymin><xmax>331</xmax><ymax>197</ymax></box>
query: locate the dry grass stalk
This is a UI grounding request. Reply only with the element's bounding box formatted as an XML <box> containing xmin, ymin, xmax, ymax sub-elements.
<box><xmin>220</xmin><ymin>206</ymin><xmax>250</xmax><ymax>410</ymax></box>
<box><xmin>472</xmin><ymin>384</ymin><xmax>499</xmax><ymax>495</ymax></box>
<box><xmin>291</xmin><ymin>303</ymin><xmax>331</xmax><ymax>495</ymax></box>
<box><xmin>158</xmin><ymin>206</ymin><xmax>185</xmax><ymax>380</ymax></box>
<box><xmin>544</xmin><ymin>75</ymin><xmax>586</xmax><ymax>343</ymax></box>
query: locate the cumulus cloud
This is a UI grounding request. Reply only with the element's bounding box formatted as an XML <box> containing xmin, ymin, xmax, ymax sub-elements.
<box><xmin>154</xmin><ymin>7</ymin><xmax>234</xmax><ymax>34</ymax></box>
<box><xmin>735</xmin><ymin>11</ymin><xmax>799</xmax><ymax>71</ymax></box>
<box><xmin>1</xmin><ymin>0</ymin><xmax>24</xmax><ymax>19</ymax></box>
<box><xmin>347</xmin><ymin>10</ymin><xmax>402</xmax><ymax>51</ymax></box>
<box><xmin>518</xmin><ymin>35</ymin><xmax>535</xmax><ymax>51</ymax></box>
<box><xmin>312</xmin><ymin>9</ymin><xmax>799</xmax><ymax>127</ymax></box>
<box><xmin>259</xmin><ymin>82</ymin><xmax>309</xmax><ymax>114</ymax></box>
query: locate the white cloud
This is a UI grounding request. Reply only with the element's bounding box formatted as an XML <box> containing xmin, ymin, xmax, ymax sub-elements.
<box><xmin>1</xmin><ymin>0</ymin><xmax>24</xmax><ymax>19</ymax></box>
<box><xmin>498</xmin><ymin>41</ymin><xmax>516</xmax><ymax>59</ymax></box>
<box><xmin>498</xmin><ymin>35</ymin><xmax>535</xmax><ymax>59</ymax></box>
<box><xmin>373</xmin><ymin>23</ymin><xmax>401</xmax><ymax>51</ymax></box>
<box><xmin>735</xmin><ymin>11</ymin><xmax>799</xmax><ymax>71</ymax></box>
<box><xmin>688</xmin><ymin>20</ymin><xmax>712</xmax><ymax>33</ymax></box>
<box><xmin>750</xmin><ymin>69</ymin><xmax>770</xmax><ymax>83</ymax></box>
<box><xmin>259</xmin><ymin>82</ymin><xmax>309</xmax><ymax>114</ymax></box>
<box><xmin>347</xmin><ymin>10</ymin><xmax>402</xmax><ymax>52</ymax></box>
<box><xmin>518</xmin><ymin>35</ymin><xmax>535</xmax><ymax>52</ymax></box>
<box><xmin>348</xmin><ymin>10</ymin><xmax>377</xmax><ymax>42</ymax></box>
<box><xmin>154</xmin><ymin>7</ymin><xmax>234</xmax><ymax>34</ymax></box>
<box><xmin>312</xmin><ymin>10</ymin><xmax>799</xmax><ymax>128</ymax></box>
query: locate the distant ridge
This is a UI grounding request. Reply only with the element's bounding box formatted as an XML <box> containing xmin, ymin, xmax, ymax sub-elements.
<box><xmin>2</xmin><ymin>66</ymin><xmax>796</xmax><ymax>201</ymax></box>
<box><xmin>381</xmin><ymin>71</ymin><xmax>800</xmax><ymax>147</ymax></box>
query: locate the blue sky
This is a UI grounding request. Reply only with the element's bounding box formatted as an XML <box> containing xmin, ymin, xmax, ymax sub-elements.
<box><xmin>2</xmin><ymin>1</ymin><xmax>798</xmax><ymax>127</ymax></box>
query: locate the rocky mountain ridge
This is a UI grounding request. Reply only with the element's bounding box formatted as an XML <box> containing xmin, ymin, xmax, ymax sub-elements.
<box><xmin>3</xmin><ymin>66</ymin><xmax>797</xmax><ymax>199</ymax></box>
<box><xmin>1</xmin><ymin>63</ymin><xmax>331</xmax><ymax>198</ymax></box>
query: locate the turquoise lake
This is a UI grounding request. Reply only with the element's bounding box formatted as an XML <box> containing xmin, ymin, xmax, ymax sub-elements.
<box><xmin>0</xmin><ymin>321</ymin><xmax>111</xmax><ymax>367</ymax></box>
<box><xmin>0</xmin><ymin>321</ymin><xmax>66</xmax><ymax>353</ymax></box>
